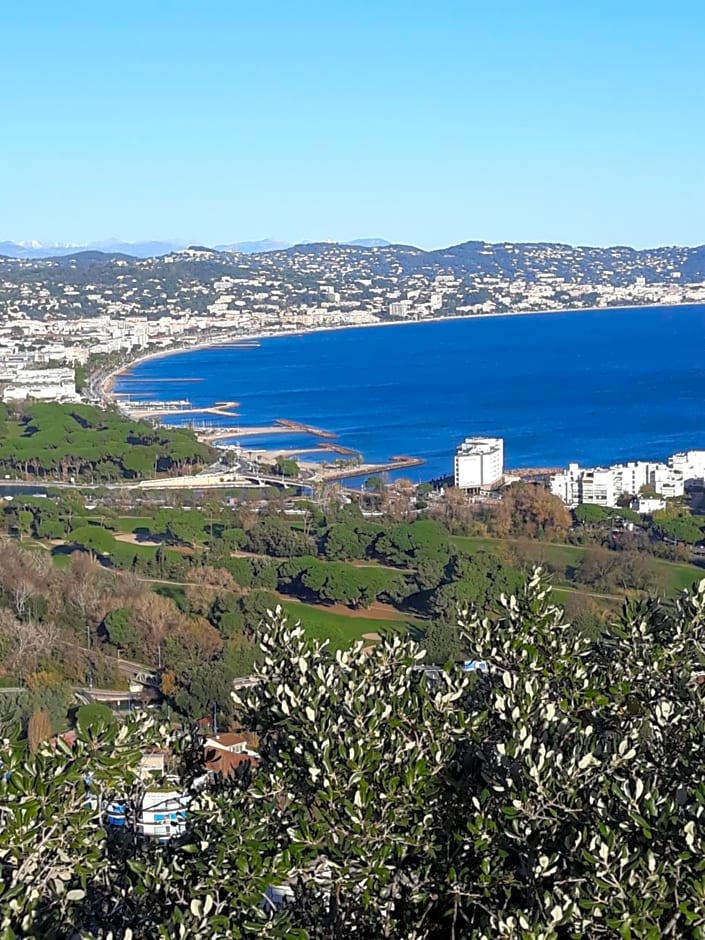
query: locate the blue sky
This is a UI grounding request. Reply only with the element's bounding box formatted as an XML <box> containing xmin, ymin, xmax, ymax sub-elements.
<box><xmin>1</xmin><ymin>1</ymin><xmax>703</xmax><ymax>249</ymax></box>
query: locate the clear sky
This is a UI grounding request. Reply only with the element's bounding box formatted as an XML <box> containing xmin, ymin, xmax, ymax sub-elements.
<box><xmin>1</xmin><ymin>0</ymin><xmax>704</xmax><ymax>249</ymax></box>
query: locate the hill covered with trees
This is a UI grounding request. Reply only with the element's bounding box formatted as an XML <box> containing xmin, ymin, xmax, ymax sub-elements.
<box><xmin>0</xmin><ymin>402</ymin><xmax>213</xmax><ymax>481</ymax></box>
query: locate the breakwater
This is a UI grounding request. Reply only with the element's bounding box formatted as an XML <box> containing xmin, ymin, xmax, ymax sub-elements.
<box><xmin>115</xmin><ymin>305</ymin><xmax>705</xmax><ymax>481</ymax></box>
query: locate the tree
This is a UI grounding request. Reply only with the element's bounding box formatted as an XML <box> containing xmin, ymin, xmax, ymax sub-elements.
<box><xmin>76</xmin><ymin>702</ymin><xmax>115</xmax><ymax>733</ymax></box>
<box><xmin>653</xmin><ymin>512</ymin><xmax>705</xmax><ymax>545</ymax></box>
<box><xmin>322</xmin><ymin>523</ymin><xmax>365</xmax><ymax>560</ymax></box>
<box><xmin>172</xmin><ymin>659</ymin><xmax>234</xmax><ymax>725</ymax></box>
<box><xmin>129</xmin><ymin>592</ymin><xmax>182</xmax><ymax>660</ymax></box>
<box><xmin>153</xmin><ymin>508</ymin><xmax>207</xmax><ymax>546</ymax></box>
<box><xmin>375</xmin><ymin>519</ymin><xmax>450</xmax><ymax>589</ymax></box>
<box><xmin>422</xmin><ymin>619</ymin><xmax>466</xmax><ymax>664</ymax></box>
<box><xmin>246</xmin><ymin>516</ymin><xmax>314</xmax><ymax>557</ymax></box>
<box><xmin>575</xmin><ymin>546</ymin><xmax>620</xmax><ymax>591</ymax></box>
<box><xmin>64</xmin><ymin>550</ymin><xmax>103</xmax><ymax>625</ymax></box>
<box><xmin>102</xmin><ymin>606</ymin><xmax>139</xmax><ymax>653</ymax></box>
<box><xmin>0</xmin><ymin>609</ymin><xmax>58</xmax><ymax>680</ymax></box>
<box><xmin>490</xmin><ymin>482</ymin><xmax>572</xmax><ymax>539</ymax></box>
<box><xmin>429</xmin><ymin>551</ymin><xmax>522</xmax><ymax>621</ymax></box>
<box><xmin>27</xmin><ymin>708</ymin><xmax>51</xmax><ymax>753</ymax></box>
<box><xmin>69</xmin><ymin>524</ymin><xmax>116</xmax><ymax>557</ymax></box>
<box><xmin>6</xmin><ymin>579</ymin><xmax>705</xmax><ymax>937</ymax></box>
<box><xmin>573</xmin><ymin>502</ymin><xmax>611</xmax><ymax>526</ymax></box>
<box><xmin>0</xmin><ymin>540</ymin><xmax>50</xmax><ymax>619</ymax></box>
<box><xmin>273</xmin><ymin>457</ymin><xmax>299</xmax><ymax>478</ymax></box>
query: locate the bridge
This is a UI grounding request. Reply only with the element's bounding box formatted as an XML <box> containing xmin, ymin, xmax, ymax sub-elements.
<box><xmin>136</xmin><ymin>471</ymin><xmax>309</xmax><ymax>491</ymax></box>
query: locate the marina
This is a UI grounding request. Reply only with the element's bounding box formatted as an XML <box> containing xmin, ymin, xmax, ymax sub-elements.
<box><xmin>120</xmin><ymin>400</ymin><xmax>241</xmax><ymax>420</ymax></box>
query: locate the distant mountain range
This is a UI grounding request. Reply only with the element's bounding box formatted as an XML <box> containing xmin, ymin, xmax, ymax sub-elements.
<box><xmin>0</xmin><ymin>237</ymin><xmax>393</xmax><ymax>259</ymax></box>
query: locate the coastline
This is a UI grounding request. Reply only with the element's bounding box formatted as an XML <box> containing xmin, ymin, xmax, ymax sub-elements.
<box><xmin>98</xmin><ymin>299</ymin><xmax>705</xmax><ymax>405</ymax></box>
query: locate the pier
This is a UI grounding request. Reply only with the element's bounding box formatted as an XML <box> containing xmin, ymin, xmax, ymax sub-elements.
<box><xmin>274</xmin><ymin>419</ymin><xmax>338</xmax><ymax>439</ymax></box>
<box><xmin>125</xmin><ymin>401</ymin><xmax>241</xmax><ymax>420</ymax></box>
<box><xmin>318</xmin><ymin>455</ymin><xmax>425</xmax><ymax>481</ymax></box>
<box><xmin>197</xmin><ymin>420</ymin><xmax>340</xmax><ymax>444</ymax></box>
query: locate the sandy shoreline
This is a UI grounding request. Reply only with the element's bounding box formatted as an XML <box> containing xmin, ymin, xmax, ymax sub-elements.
<box><xmin>99</xmin><ymin>299</ymin><xmax>704</xmax><ymax>404</ymax></box>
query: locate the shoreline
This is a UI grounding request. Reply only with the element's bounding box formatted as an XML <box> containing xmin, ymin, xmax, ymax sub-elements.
<box><xmin>98</xmin><ymin>299</ymin><xmax>705</xmax><ymax>404</ymax></box>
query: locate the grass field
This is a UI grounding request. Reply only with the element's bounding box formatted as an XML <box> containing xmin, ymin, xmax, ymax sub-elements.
<box><xmin>279</xmin><ymin>600</ymin><xmax>423</xmax><ymax>649</ymax></box>
<box><xmin>114</xmin><ymin>516</ymin><xmax>154</xmax><ymax>533</ymax></box>
<box><xmin>450</xmin><ymin>535</ymin><xmax>704</xmax><ymax>600</ymax></box>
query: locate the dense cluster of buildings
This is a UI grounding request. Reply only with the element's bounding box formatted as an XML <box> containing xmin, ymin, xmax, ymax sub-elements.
<box><xmin>0</xmin><ymin>365</ymin><xmax>79</xmax><ymax>403</ymax></box>
<box><xmin>549</xmin><ymin>449</ymin><xmax>705</xmax><ymax>510</ymax></box>
<box><xmin>1</xmin><ymin>242</ymin><xmax>705</xmax><ymax>388</ymax></box>
<box><xmin>451</xmin><ymin>435</ymin><xmax>705</xmax><ymax>513</ymax></box>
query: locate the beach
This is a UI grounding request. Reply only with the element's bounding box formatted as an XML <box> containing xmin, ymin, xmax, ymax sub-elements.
<box><xmin>97</xmin><ymin>299</ymin><xmax>705</xmax><ymax>407</ymax></box>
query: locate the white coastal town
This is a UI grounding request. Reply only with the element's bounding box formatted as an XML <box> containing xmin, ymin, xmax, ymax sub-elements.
<box><xmin>2</xmin><ymin>239</ymin><xmax>705</xmax><ymax>405</ymax></box>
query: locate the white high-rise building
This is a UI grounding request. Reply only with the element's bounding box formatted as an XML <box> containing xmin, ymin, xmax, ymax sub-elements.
<box><xmin>454</xmin><ymin>437</ymin><xmax>504</xmax><ymax>490</ymax></box>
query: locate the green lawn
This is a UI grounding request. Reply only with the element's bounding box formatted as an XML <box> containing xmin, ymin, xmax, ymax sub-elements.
<box><xmin>114</xmin><ymin>516</ymin><xmax>154</xmax><ymax>533</ymax></box>
<box><xmin>658</xmin><ymin>560</ymin><xmax>705</xmax><ymax>594</ymax></box>
<box><xmin>279</xmin><ymin>600</ymin><xmax>421</xmax><ymax>649</ymax></box>
<box><xmin>551</xmin><ymin>586</ymin><xmax>624</xmax><ymax>613</ymax></box>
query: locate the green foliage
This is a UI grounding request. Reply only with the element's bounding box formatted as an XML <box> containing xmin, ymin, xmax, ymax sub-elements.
<box><xmin>279</xmin><ymin>555</ymin><xmax>405</xmax><ymax>608</ymax></box>
<box><xmin>0</xmin><ymin>715</ymin><xmax>164</xmax><ymax>937</ymax></box>
<box><xmin>431</xmin><ymin>549</ymin><xmax>523</xmax><ymax>621</ymax></box>
<box><xmin>653</xmin><ymin>509</ymin><xmax>705</xmax><ymax>545</ymax></box>
<box><xmin>0</xmin><ymin>402</ymin><xmax>212</xmax><ymax>482</ymax></box>
<box><xmin>220</xmin><ymin>526</ymin><xmax>247</xmax><ymax>550</ymax></box>
<box><xmin>246</xmin><ymin>515</ymin><xmax>314</xmax><ymax>557</ymax></box>
<box><xmin>76</xmin><ymin>702</ymin><xmax>116</xmax><ymax>732</ymax></box>
<box><xmin>221</xmin><ymin>555</ymin><xmax>254</xmax><ymax>587</ymax></box>
<box><xmin>102</xmin><ymin>606</ymin><xmax>141</xmax><ymax>654</ymax></box>
<box><xmin>153</xmin><ymin>508</ymin><xmax>207</xmax><ymax>545</ymax></box>
<box><xmin>422</xmin><ymin>618</ymin><xmax>466</xmax><ymax>664</ymax></box>
<box><xmin>172</xmin><ymin>660</ymin><xmax>234</xmax><ymax>724</ymax></box>
<box><xmin>6</xmin><ymin>579</ymin><xmax>705</xmax><ymax>936</ymax></box>
<box><xmin>273</xmin><ymin>457</ymin><xmax>299</xmax><ymax>477</ymax></box>
<box><xmin>27</xmin><ymin>682</ymin><xmax>74</xmax><ymax>735</ymax></box>
<box><xmin>0</xmin><ymin>689</ymin><xmax>30</xmax><ymax>740</ymax></box>
<box><xmin>375</xmin><ymin>519</ymin><xmax>450</xmax><ymax>589</ymax></box>
<box><xmin>238</xmin><ymin>590</ymin><xmax>281</xmax><ymax>633</ymax></box>
<box><xmin>573</xmin><ymin>502</ymin><xmax>612</xmax><ymax>524</ymax></box>
<box><xmin>222</xmin><ymin>637</ymin><xmax>262</xmax><ymax>676</ymax></box>
<box><xmin>69</xmin><ymin>524</ymin><xmax>117</xmax><ymax>555</ymax></box>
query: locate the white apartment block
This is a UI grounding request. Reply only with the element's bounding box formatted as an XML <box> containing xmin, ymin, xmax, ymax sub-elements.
<box><xmin>2</xmin><ymin>366</ymin><xmax>78</xmax><ymax>403</ymax></box>
<box><xmin>668</xmin><ymin>450</ymin><xmax>705</xmax><ymax>487</ymax></box>
<box><xmin>550</xmin><ymin>459</ymin><xmax>685</xmax><ymax>509</ymax></box>
<box><xmin>454</xmin><ymin>437</ymin><xmax>504</xmax><ymax>490</ymax></box>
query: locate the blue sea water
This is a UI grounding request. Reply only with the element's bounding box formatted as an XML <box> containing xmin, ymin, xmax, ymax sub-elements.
<box><xmin>115</xmin><ymin>306</ymin><xmax>705</xmax><ymax>481</ymax></box>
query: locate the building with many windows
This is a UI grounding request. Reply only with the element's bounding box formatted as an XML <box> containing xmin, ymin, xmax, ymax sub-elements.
<box><xmin>454</xmin><ymin>437</ymin><xmax>504</xmax><ymax>490</ymax></box>
<box><xmin>668</xmin><ymin>450</ymin><xmax>705</xmax><ymax>488</ymax></box>
<box><xmin>550</xmin><ymin>459</ymin><xmax>684</xmax><ymax>508</ymax></box>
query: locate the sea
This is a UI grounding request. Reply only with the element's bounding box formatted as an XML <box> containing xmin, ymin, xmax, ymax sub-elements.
<box><xmin>114</xmin><ymin>305</ymin><xmax>705</xmax><ymax>482</ymax></box>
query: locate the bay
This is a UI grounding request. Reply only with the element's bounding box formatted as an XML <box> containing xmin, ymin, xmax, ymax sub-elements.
<box><xmin>115</xmin><ymin>305</ymin><xmax>705</xmax><ymax>481</ymax></box>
